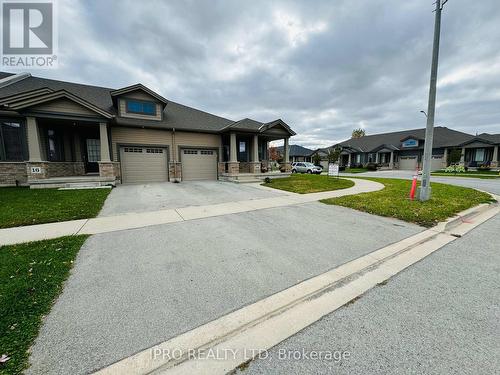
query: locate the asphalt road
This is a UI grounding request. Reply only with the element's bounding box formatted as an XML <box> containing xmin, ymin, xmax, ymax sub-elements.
<box><xmin>27</xmin><ymin>202</ymin><xmax>421</xmax><ymax>375</ymax></box>
<box><xmin>244</xmin><ymin>213</ymin><xmax>500</xmax><ymax>375</ymax></box>
<box><xmin>340</xmin><ymin>170</ymin><xmax>500</xmax><ymax>195</ymax></box>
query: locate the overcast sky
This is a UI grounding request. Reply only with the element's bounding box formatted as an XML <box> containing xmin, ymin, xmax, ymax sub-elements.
<box><xmin>20</xmin><ymin>0</ymin><xmax>500</xmax><ymax>148</ymax></box>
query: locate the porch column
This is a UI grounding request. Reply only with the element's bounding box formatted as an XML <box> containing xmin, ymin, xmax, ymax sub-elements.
<box><xmin>99</xmin><ymin>122</ymin><xmax>111</xmax><ymax>162</ymax></box>
<box><xmin>348</xmin><ymin>153</ymin><xmax>352</xmax><ymax>167</ymax></box>
<box><xmin>252</xmin><ymin>135</ymin><xmax>259</xmax><ymax>162</ymax></box>
<box><xmin>389</xmin><ymin>151</ymin><xmax>394</xmax><ymax>169</ymax></box>
<box><xmin>460</xmin><ymin>147</ymin><xmax>465</xmax><ymax>165</ymax></box>
<box><xmin>443</xmin><ymin>148</ymin><xmax>448</xmax><ymax>168</ymax></box>
<box><xmin>250</xmin><ymin>134</ymin><xmax>260</xmax><ymax>174</ymax></box>
<box><xmin>282</xmin><ymin>137</ymin><xmax>291</xmax><ymax>172</ymax></box>
<box><xmin>26</xmin><ymin>117</ymin><xmax>42</xmax><ymax>162</ymax></box>
<box><xmin>492</xmin><ymin>145</ymin><xmax>499</xmax><ymax>168</ymax></box>
<box><xmin>229</xmin><ymin>132</ymin><xmax>237</xmax><ymax>162</ymax></box>
<box><xmin>227</xmin><ymin>132</ymin><xmax>239</xmax><ymax>175</ymax></box>
<box><xmin>375</xmin><ymin>153</ymin><xmax>380</xmax><ymax>163</ymax></box>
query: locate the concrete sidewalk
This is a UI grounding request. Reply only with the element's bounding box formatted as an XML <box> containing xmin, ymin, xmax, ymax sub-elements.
<box><xmin>0</xmin><ymin>178</ymin><xmax>383</xmax><ymax>246</ymax></box>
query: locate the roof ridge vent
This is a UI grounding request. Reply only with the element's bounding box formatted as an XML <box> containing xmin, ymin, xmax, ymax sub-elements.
<box><xmin>0</xmin><ymin>72</ymin><xmax>31</xmax><ymax>88</ymax></box>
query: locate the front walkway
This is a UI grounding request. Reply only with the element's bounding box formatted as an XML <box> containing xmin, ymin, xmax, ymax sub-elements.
<box><xmin>0</xmin><ymin>178</ymin><xmax>383</xmax><ymax>246</ymax></box>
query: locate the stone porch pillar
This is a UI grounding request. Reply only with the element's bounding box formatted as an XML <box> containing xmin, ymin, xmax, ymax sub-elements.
<box><xmin>442</xmin><ymin>148</ymin><xmax>448</xmax><ymax>168</ymax></box>
<box><xmin>491</xmin><ymin>146</ymin><xmax>498</xmax><ymax>168</ymax></box>
<box><xmin>26</xmin><ymin>116</ymin><xmax>49</xmax><ymax>180</ymax></box>
<box><xmin>348</xmin><ymin>153</ymin><xmax>352</xmax><ymax>167</ymax></box>
<box><xmin>227</xmin><ymin>132</ymin><xmax>239</xmax><ymax>174</ymax></box>
<box><xmin>99</xmin><ymin>122</ymin><xmax>111</xmax><ymax>162</ymax></box>
<box><xmin>460</xmin><ymin>147</ymin><xmax>465</xmax><ymax>165</ymax></box>
<box><xmin>98</xmin><ymin>122</ymin><xmax>118</xmax><ymax>180</ymax></box>
<box><xmin>250</xmin><ymin>134</ymin><xmax>260</xmax><ymax>173</ymax></box>
<box><xmin>27</xmin><ymin>117</ymin><xmax>42</xmax><ymax>162</ymax></box>
<box><xmin>375</xmin><ymin>153</ymin><xmax>380</xmax><ymax>164</ymax></box>
<box><xmin>389</xmin><ymin>151</ymin><xmax>394</xmax><ymax>169</ymax></box>
<box><xmin>282</xmin><ymin>137</ymin><xmax>291</xmax><ymax>172</ymax></box>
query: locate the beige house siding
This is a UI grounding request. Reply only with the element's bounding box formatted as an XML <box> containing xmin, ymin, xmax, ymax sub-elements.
<box><xmin>111</xmin><ymin>127</ymin><xmax>222</xmax><ymax>162</ymax></box>
<box><xmin>117</xmin><ymin>90</ymin><xmax>163</xmax><ymax>121</ymax></box>
<box><xmin>30</xmin><ymin>98</ymin><xmax>98</xmax><ymax>116</ymax></box>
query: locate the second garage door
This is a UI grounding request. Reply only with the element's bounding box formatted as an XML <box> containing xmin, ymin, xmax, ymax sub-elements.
<box><xmin>182</xmin><ymin>149</ymin><xmax>217</xmax><ymax>181</ymax></box>
<box><xmin>399</xmin><ymin>156</ymin><xmax>418</xmax><ymax>170</ymax></box>
<box><xmin>120</xmin><ymin>146</ymin><xmax>168</xmax><ymax>183</ymax></box>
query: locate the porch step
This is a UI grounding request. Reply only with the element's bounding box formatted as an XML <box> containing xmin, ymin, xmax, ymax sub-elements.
<box><xmin>28</xmin><ymin>176</ymin><xmax>116</xmax><ymax>189</ymax></box>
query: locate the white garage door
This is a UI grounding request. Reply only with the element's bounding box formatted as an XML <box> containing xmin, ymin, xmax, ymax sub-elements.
<box><xmin>399</xmin><ymin>156</ymin><xmax>418</xmax><ymax>170</ymax></box>
<box><xmin>182</xmin><ymin>149</ymin><xmax>217</xmax><ymax>181</ymax></box>
<box><xmin>431</xmin><ymin>155</ymin><xmax>444</xmax><ymax>171</ymax></box>
<box><xmin>120</xmin><ymin>146</ymin><xmax>168</xmax><ymax>183</ymax></box>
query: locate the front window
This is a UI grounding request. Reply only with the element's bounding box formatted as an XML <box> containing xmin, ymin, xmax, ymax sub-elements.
<box><xmin>0</xmin><ymin>120</ymin><xmax>26</xmax><ymax>161</ymax></box>
<box><xmin>126</xmin><ymin>100</ymin><xmax>156</xmax><ymax>115</ymax></box>
<box><xmin>474</xmin><ymin>148</ymin><xmax>485</xmax><ymax>162</ymax></box>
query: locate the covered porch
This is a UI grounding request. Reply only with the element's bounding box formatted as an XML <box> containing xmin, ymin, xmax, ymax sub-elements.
<box><xmin>460</xmin><ymin>139</ymin><xmax>499</xmax><ymax>169</ymax></box>
<box><xmin>25</xmin><ymin>116</ymin><xmax>120</xmax><ymax>187</ymax></box>
<box><xmin>218</xmin><ymin>119</ymin><xmax>295</xmax><ymax>181</ymax></box>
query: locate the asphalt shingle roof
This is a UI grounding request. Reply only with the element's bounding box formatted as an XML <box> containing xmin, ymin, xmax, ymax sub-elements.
<box><xmin>276</xmin><ymin>144</ymin><xmax>313</xmax><ymax>156</ymax></box>
<box><xmin>0</xmin><ymin>72</ymin><xmax>236</xmax><ymax>132</ymax></box>
<box><xmin>334</xmin><ymin>126</ymin><xmax>475</xmax><ymax>151</ymax></box>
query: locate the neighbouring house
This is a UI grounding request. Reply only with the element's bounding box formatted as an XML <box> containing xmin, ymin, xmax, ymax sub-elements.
<box><xmin>323</xmin><ymin>127</ymin><xmax>499</xmax><ymax>171</ymax></box>
<box><xmin>0</xmin><ymin>72</ymin><xmax>296</xmax><ymax>187</ymax></box>
<box><xmin>309</xmin><ymin>148</ymin><xmax>330</xmax><ymax>170</ymax></box>
<box><xmin>275</xmin><ymin>144</ymin><xmax>313</xmax><ymax>163</ymax></box>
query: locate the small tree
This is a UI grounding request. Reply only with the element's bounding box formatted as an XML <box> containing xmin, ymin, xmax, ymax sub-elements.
<box><xmin>448</xmin><ymin>148</ymin><xmax>462</xmax><ymax>166</ymax></box>
<box><xmin>352</xmin><ymin>128</ymin><xmax>366</xmax><ymax>138</ymax></box>
<box><xmin>327</xmin><ymin>148</ymin><xmax>340</xmax><ymax>163</ymax></box>
<box><xmin>269</xmin><ymin>146</ymin><xmax>280</xmax><ymax>162</ymax></box>
<box><xmin>312</xmin><ymin>153</ymin><xmax>321</xmax><ymax>166</ymax></box>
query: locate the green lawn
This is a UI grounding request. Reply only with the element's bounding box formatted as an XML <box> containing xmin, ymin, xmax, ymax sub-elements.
<box><xmin>431</xmin><ymin>172</ymin><xmax>499</xmax><ymax>179</ymax></box>
<box><xmin>343</xmin><ymin>168</ymin><xmax>369</xmax><ymax>173</ymax></box>
<box><xmin>263</xmin><ymin>174</ymin><xmax>354</xmax><ymax>194</ymax></box>
<box><xmin>0</xmin><ymin>235</ymin><xmax>89</xmax><ymax>375</ymax></box>
<box><xmin>321</xmin><ymin>178</ymin><xmax>493</xmax><ymax>227</ymax></box>
<box><xmin>0</xmin><ymin>187</ymin><xmax>111</xmax><ymax>229</ymax></box>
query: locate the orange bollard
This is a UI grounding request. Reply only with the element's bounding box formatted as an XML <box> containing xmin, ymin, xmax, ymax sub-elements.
<box><xmin>410</xmin><ymin>174</ymin><xmax>418</xmax><ymax>200</ymax></box>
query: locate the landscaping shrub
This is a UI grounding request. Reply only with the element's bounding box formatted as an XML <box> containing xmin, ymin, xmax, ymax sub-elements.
<box><xmin>444</xmin><ymin>164</ymin><xmax>465</xmax><ymax>173</ymax></box>
<box><xmin>264</xmin><ymin>177</ymin><xmax>272</xmax><ymax>183</ymax></box>
<box><xmin>478</xmin><ymin>164</ymin><xmax>491</xmax><ymax>171</ymax></box>
<box><xmin>366</xmin><ymin>163</ymin><xmax>378</xmax><ymax>171</ymax></box>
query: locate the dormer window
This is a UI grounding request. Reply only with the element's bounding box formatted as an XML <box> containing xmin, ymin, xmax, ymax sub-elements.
<box><xmin>126</xmin><ymin>100</ymin><xmax>156</xmax><ymax>115</ymax></box>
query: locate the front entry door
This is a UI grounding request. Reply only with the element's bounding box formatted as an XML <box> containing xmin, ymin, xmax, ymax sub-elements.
<box><xmin>85</xmin><ymin>139</ymin><xmax>100</xmax><ymax>173</ymax></box>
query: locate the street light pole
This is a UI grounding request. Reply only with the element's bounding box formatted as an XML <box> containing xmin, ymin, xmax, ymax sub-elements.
<box><xmin>419</xmin><ymin>0</ymin><xmax>448</xmax><ymax>201</ymax></box>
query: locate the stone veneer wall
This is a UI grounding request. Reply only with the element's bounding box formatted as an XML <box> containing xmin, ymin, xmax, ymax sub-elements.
<box><xmin>168</xmin><ymin>162</ymin><xmax>182</xmax><ymax>181</ymax></box>
<box><xmin>0</xmin><ymin>162</ymin><xmax>28</xmax><ymax>185</ymax></box>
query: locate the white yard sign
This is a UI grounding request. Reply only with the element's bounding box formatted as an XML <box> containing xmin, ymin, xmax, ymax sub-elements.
<box><xmin>328</xmin><ymin>163</ymin><xmax>339</xmax><ymax>177</ymax></box>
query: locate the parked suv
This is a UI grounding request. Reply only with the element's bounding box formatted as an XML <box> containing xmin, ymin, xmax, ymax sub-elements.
<box><xmin>292</xmin><ymin>162</ymin><xmax>322</xmax><ymax>174</ymax></box>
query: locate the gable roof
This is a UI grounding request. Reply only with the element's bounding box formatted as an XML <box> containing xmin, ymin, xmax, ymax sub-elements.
<box><xmin>6</xmin><ymin>89</ymin><xmax>113</xmax><ymax>119</ymax></box>
<box><xmin>334</xmin><ymin>126</ymin><xmax>474</xmax><ymax>152</ymax></box>
<box><xmin>276</xmin><ymin>144</ymin><xmax>313</xmax><ymax>156</ymax></box>
<box><xmin>110</xmin><ymin>83</ymin><xmax>168</xmax><ymax>105</ymax></box>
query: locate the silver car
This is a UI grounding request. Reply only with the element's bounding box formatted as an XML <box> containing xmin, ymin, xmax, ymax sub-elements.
<box><xmin>292</xmin><ymin>162</ymin><xmax>322</xmax><ymax>174</ymax></box>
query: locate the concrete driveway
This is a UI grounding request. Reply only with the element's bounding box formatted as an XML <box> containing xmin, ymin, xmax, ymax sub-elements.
<box><xmin>98</xmin><ymin>180</ymin><xmax>286</xmax><ymax>216</ymax></box>
<box><xmin>27</xmin><ymin>202</ymin><xmax>422</xmax><ymax>375</ymax></box>
<box><xmin>341</xmin><ymin>170</ymin><xmax>500</xmax><ymax>195</ymax></box>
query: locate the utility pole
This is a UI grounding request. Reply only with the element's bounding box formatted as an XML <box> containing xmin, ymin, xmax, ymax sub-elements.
<box><xmin>419</xmin><ymin>0</ymin><xmax>448</xmax><ymax>201</ymax></box>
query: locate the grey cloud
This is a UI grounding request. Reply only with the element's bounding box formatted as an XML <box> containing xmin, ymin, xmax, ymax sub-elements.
<box><xmin>35</xmin><ymin>0</ymin><xmax>500</xmax><ymax>149</ymax></box>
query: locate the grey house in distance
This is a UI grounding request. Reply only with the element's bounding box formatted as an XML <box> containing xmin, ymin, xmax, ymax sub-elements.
<box><xmin>311</xmin><ymin>126</ymin><xmax>499</xmax><ymax>171</ymax></box>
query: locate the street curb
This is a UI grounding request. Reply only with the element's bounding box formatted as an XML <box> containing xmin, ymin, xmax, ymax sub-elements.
<box><xmin>443</xmin><ymin>192</ymin><xmax>498</xmax><ymax>232</ymax></box>
<box><xmin>93</xmin><ymin>200</ymin><xmax>499</xmax><ymax>375</ymax></box>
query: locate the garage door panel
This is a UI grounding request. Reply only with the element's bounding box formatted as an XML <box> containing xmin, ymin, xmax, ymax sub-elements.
<box><xmin>182</xmin><ymin>149</ymin><xmax>217</xmax><ymax>181</ymax></box>
<box><xmin>120</xmin><ymin>146</ymin><xmax>168</xmax><ymax>183</ymax></box>
<box><xmin>399</xmin><ymin>156</ymin><xmax>418</xmax><ymax>170</ymax></box>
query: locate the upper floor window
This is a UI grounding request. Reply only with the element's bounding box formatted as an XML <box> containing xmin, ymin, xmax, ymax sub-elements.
<box><xmin>126</xmin><ymin>100</ymin><xmax>156</xmax><ymax>115</ymax></box>
<box><xmin>0</xmin><ymin>120</ymin><xmax>26</xmax><ymax>161</ymax></box>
